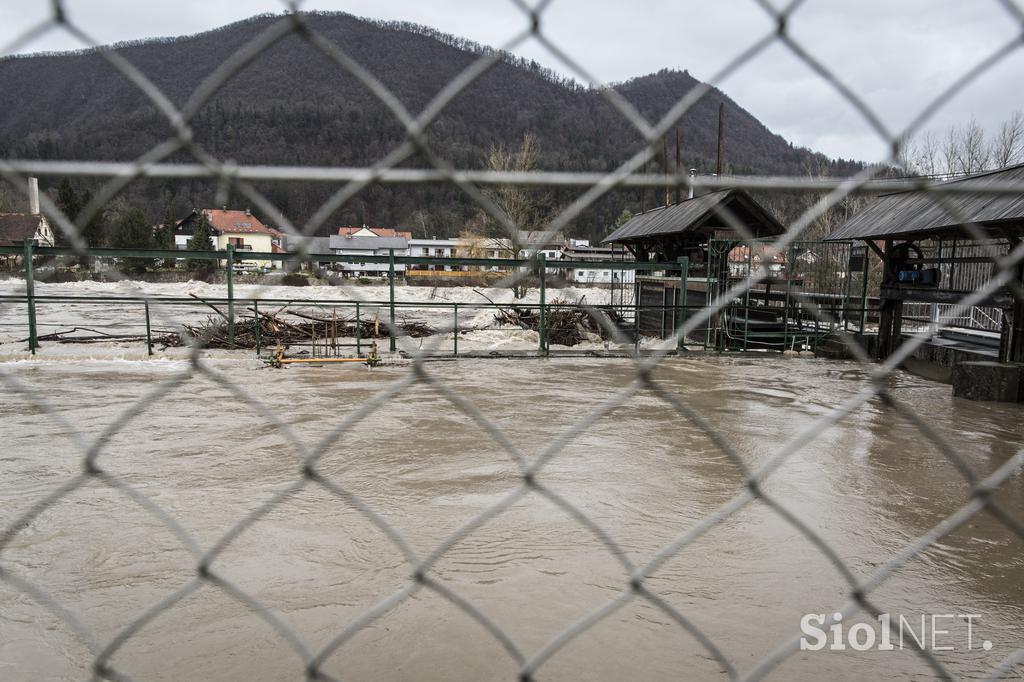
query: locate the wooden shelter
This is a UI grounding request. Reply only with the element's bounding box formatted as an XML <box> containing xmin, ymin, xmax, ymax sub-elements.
<box><xmin>826</xmin><ymin>164</ymin><xmax>1024</xmax><ymax>365</ymax></box>
<box><xmin>601</xmin><ymin>189</ymin><xmax>784</xmax><ymax>273</ymax></box>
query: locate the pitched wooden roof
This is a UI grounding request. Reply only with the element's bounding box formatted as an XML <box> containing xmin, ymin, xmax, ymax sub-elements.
<box><xmin>0</xmin><ymin>213</ymin><xmax>47</xmax><ymax>244</ymax></box>
<box><xmin>601</xmin><ymin>189</ymin><xmax>784</xmax><ymax>244</ymax></box>
<box><xmin>826</xmin><ymin>164</ymin><xmax>1024</xmax><ymax>241</ymax></box>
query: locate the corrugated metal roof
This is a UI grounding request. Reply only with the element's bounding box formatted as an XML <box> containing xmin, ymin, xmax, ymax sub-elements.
<box><xmin>284</xmin><ymin>236</ymin><xmax>332</xmax><ymax>255</ymax></box>
<box><xmin>517</xmin><ymin>230</ymin><xmax>565</xmax><ymax>247</ymax></box>
<box><xmin>601</xmin><ymin>188</ymin><xmax>783</xmax><ymax>244</ymax></box>
<box><xmin>328</xmin><ymin>235</ymin><xmax>408</xmax><ymax>251</ymax></box>
<box><xmin>826</xmin><ymin>164</ymin><xmax>1024</xmax><ymax>241</ymax></box>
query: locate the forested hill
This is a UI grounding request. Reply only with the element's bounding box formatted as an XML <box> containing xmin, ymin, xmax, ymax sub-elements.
<box><xmin>0</xmin><ymin>12</ymin><xmax>862</xmax><ymax>239</ymax></box>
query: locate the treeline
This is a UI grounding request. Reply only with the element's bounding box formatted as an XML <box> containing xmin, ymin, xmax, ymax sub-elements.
<box><xmin>45</xmin><ymin>178</ymin><xmax>220</xmax><ymax>273</ymax></box>
<box><xmin>900</xmin><ymin>110</ymin><xmax>1024</xmax><ymax>178</ymax></box>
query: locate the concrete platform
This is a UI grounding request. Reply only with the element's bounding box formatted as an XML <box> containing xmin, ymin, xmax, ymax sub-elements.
<box><xmin>951</xmin><ymin>361</ymin><xmax>1024</xmax><ymax>403</ymax></box>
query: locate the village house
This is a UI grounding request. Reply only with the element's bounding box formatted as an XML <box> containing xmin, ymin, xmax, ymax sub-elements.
<box><xmin>328</xmin><ymin>233</ymin><xmax>408</xmax><ymax>277</ymax></box>
<box><xmin>456</xmin><ymin>235</ymin><xmax>515</xmax><ymax>271</ymax></box>
<box><xmin>516</xmin><ymin>230</ymin><xmax>565</xmax><ymax>260</ymax></box>
<box><xmin>560</xmin><ymin>240</ymin><xmax>636</xmax><ymax>285</ymax></box>
<box><xmin>173</xmin><ymin>208</ymin><xmax>279</xmax><ymax>268</ymax></box>
<box><xmin>337</xmin><ymin>225</ymin><xmax>413</xmax><ymax>240</ymax></box>
<box><xmin>408</xmin><ymin>237</ymin><xmax>462</xmax><ymax>272</ymax></box>
<box><xmin>0</xmin><ymin>178</ymin><xmax>55</xmax><ymax>248</ymax></box>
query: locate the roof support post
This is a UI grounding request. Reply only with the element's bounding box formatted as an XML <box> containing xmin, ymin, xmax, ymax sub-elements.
<box><xmin>876</xmin><ymin>239</ymin><xmax>896</xmax><ymax>360</ymax></box>
<box><xmin>677</xmin><ymin>256</ymin><xmax>689</xmax><ymax>352</ymax></box>
<box><xmin>864</xmin><ymin>239</ymin><xmax>885</xmax><ymax>261</ymax></box>
<box><xmin>1001</xmin><ymin>236</ymin><xmax>1024</xmax><ymax>363</ymax></box>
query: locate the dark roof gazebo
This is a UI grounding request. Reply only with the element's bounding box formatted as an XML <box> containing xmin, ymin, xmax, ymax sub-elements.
<box><xmin>601</xmin><ymin>188</ymin><xmax>785</xmax><ymax>268</ymax></box>
<box><xmin>827</xmin><ymin>163</ymin><xmax>1024</xmax><ymax>243</ymax></box>
<box><xmin>826</xmin><ymin>163</ymin><xmax>1024</xmax><ymax>371</ymax></box>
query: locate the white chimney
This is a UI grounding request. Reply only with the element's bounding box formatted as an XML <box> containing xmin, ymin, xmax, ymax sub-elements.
<box><xmin>28</xmin><ymin>177</ymin><xmax>39</xmax><ymax>215</ymax></box>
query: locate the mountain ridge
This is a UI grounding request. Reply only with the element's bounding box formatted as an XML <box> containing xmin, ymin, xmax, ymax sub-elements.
<box><xmin>0</xmin><ymin>12</ymin><xmax>862</xmax><ymax>239</ymax></box>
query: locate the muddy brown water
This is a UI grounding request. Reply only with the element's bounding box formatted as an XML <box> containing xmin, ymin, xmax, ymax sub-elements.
<box><xmin>1</xmin><ymin>355</ymin><xmax>1022</xmax><ymax>681</ymax></box>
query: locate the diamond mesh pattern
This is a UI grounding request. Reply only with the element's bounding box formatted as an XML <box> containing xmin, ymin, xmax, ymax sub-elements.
<box><xmin>1</xmin><ymin>1</ymin><xmax>1023</xmax><ymax>680</ymax></box>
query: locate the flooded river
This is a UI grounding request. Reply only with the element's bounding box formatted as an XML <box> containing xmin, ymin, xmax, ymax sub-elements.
<box><xmin>1</xmin><ymin>355</ymin><xmax>1022</xmax><ymax>680</ymax></box>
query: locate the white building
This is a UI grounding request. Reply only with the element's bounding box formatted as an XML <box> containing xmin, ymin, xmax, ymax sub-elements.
<box><xmin>328</xmin><ymin>234</ymin><xmax>408</xmax><ymax>276</ymax></box>
<box><xmin>408</xmin><ymin>237</ymin><xmax>462</xmax><ymax>271</ymax></box>
<box><xmin>559</xmin><ymin>244</ymin><xmax>636</xmax><ymax>285</ymax></box>
<box><xmin>516</xmin><ymin>230</ymin><xmax>565</xmax><ymax>261</ymax></box>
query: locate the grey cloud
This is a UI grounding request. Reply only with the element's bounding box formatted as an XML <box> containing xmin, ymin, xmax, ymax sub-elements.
<box><xmin>1</xmin><ymin>0</ymin><xmax>1019</xmax><ymax>163</ymax></box>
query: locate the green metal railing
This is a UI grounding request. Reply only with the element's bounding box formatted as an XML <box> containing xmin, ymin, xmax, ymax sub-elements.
<box><xmin>700</xmin><ymin>238</ymin><xmax>869</xmax><ymax>352</ymax></box>
<box><xmin>2</xmin><ymin>243</ymin><xmax>870</xmax><ymax>357</ymax></box>
<box><xmin>4</xmin><ymin>243</ymin><xmax>683</xmax><ymax>357</ymax></box>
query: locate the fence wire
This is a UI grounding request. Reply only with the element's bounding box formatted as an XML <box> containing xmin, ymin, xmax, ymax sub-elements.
<box><xmin>1</xmin><ymin>1</ymin><xmax>1024</xmax><ymax>680</ymax></box>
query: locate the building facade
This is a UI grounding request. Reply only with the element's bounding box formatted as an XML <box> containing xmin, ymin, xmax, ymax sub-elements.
<box><xmin>328</xmin><ymin>235</ymin><xmax>408</xmax><ymax>276</ymax></box>
<box><xmin>174</xmin><ymin>208</ymin><xmax>279</xmax><ymax>268</ymax></box>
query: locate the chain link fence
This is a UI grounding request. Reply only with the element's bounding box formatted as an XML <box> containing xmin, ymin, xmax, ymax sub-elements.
<box><xmin>1</xmin><ymin>1</ymin><xmax>1024</xmax><ymax>679</ymax></box>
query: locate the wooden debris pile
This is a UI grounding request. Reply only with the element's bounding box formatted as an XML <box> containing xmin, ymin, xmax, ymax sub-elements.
<box><xmin>34</xmin><ymin>327</ymin><xmax>183</xmax><ymax>347</ymax></box>
<box><xmin>491</xmin><ymin>296</ymin><xmax>610</xmax><ymax>346</ymax></box>
<box><xmin>181</xmin><ymin>304</ymin><xmax>436</xmax><ymax>349</ymax></box>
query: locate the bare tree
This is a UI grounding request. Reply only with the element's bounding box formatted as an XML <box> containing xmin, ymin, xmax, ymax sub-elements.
<box><xmin>991</xmin><ymin>109</ymin><xmax>1024</xmax><ymax>168</ymax></box>
<box><xmin>942</xmin><ymin>125</ymin><xmax>961</xmax><ymax>177</ymax></box>
<box><xmin>483</xmin><ymin>133</ymin><xmax>543</xmax><ymax>240</ymax></box>
<box><xmin>952</xmin><ymin>118</ymin><xmax>990</xmax><ymax>174</ymax></box>
<box><xmin>482</xmin><ymin>133</ymin><xmax>549</xmax><ymax>299</ymax></box>
<box><xmin>907</xmin><ymin>130</ymin><xmax>942</xmax><ymax>176</ymax></box>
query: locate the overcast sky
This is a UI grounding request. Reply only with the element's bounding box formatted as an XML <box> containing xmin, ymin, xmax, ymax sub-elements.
<box><xmin>2</xmin><ymin>0</ymin><xmax>1022</xmax><ymax>163</ymax></box>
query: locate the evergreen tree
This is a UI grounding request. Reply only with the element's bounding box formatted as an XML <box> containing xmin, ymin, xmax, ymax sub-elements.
<box><xmin>612</xmin><ymin>208</ymin><xmax>633</xmax><ymax>229</ymax></box>
<box><xmin>53</xmin><ymin>178</ymin><xmax>82</xmax><ymax>247</ymax></box>
<box><xmin>153</xmin><ymin>206</ymin><xmax>177</xmax><ymax>268</ymax></box>
<box><xmin>54</xmin><ymin>184</ymin><xmax>107</xmax><ymax>268</ymax></box>
<box><xmin>108</xmin><ymin>206</ymin><xmax>154</xmax><ymax>274</ymax></box>
<box><xmin>78</xmin><ymin>190</ymin><xmax>108</xmax><ymax>248</ymax></box>
<box><xmin>186</xmin><ymin>213</ymin><xmax>214</xmax><ymax>272</ymax></box>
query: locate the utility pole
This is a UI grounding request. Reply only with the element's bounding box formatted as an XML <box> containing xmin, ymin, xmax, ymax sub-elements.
<box><xmin>716</xmin><ymin>103</ymin><xmax>726</xmax><ymax>176</ymax></box>
<box><xmin>675</xmin><ymin>127</ymin><xmax>682</xmax><ymax>205</ymax></box>
<box><xmin>664</xmin><ymin>134</ymin><xmax>670</xmax><ymax>208</ymax></box>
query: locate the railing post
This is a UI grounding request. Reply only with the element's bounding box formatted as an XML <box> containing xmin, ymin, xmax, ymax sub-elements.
<box><xmin>355</xmin><ymin>301</ymin><xmax>361</xmax><ymax>355</ymax></box>
<box><xmin>388</xmin><ymin>248</ymin><xmax>396</xmax><ymax>352</ymax></box>
<box><xmin>254</xmin><ymin>299</ymin><xmax>261</xmax><ymax>355</ymax></box>
<box><xmin>24</xmin><ymin>238</ymin><xmax>37</xmax><ymax>355</ymax></box>
<box><xmin>784</xmin><ymin>245</ymin><xmax>794</xmax><ymax>351</ymax></box>
<box><xmin>453</xmin><ymin>303</ymin><xmax>459</xmax><ymax>357</ymax></box>
<box><xmin>743</xmin><ymin>242</ymin><xmax>752</xmax><ymax>351</ymax></box>
<box><xmin>677</xmin><ymin>256</ymin><xmax>689</xmax><ymax>352</ymax></box>
<box><xmin>226</xmin><ymin>244</ymin><xmax>235</xmax><ymax>346</ymax></box>
<box><xmin>859</xmin><ymin>244</ymin><xmax>870</xmax><ymax>334</ymax></box>
<box><xmin>538</xmin><ymin>253</ymin><xmax>547</xmax><ymax>356</ymax></box>
<box><xmin>634</xmin><ymin>273</ymin><xmax>641</xmax><ymax>354</ymax></box>
<box><xmin>144</xmin><ymin>301</ymin><xmax>153</xmax><ymax>356</ymax></box>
